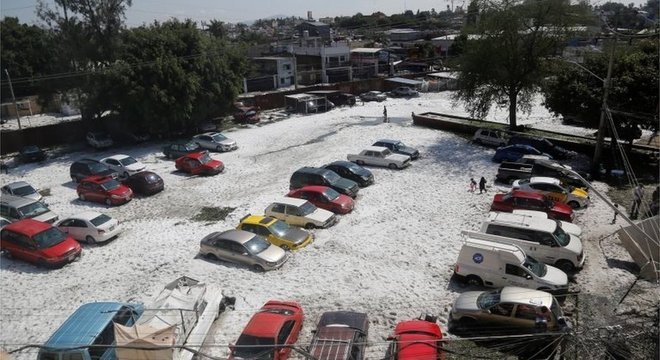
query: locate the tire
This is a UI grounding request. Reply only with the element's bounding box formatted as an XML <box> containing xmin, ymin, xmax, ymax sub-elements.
<box><xmin>388</xmin><ymin>163</ymin><xmax>397</xmax><ymax>169</ymax></box>
<box><xmin>105</xmin><ymin>198</ymin><xmax>112</xmax><ymax>206</ymax></box>
<box><xmin>86</xmin><ymin>235</ymin><xmax>96</xmax><ymax>245</ymax></box>
<box><xmin>216</xmin><ymin>146</ymin><xmax>222</xmax><ymax>152</ymax></box>
<box><xmin>555</xmin><ymin>260</ymin><xmax>575</xmax><ymax>273</ymax></box>
<box><xmin>474</xmin><ymin>139</ymin><xmax>482</xmax><ymax>145</ymax></box>
<box><xmin>71</xmin><ymin>176</ymin><xmax>79</xmax><ymax>183</ymax></box>
<box><xmin>252</xmin><ymin>264</ymin><xmax>265</xmax><ymax>272</ymax></box>
<box><xmin>465</xmin><ymin>275</ymin><xmax>483</xmax><ymax>287</ymax></box>
<box><xmin>568</xmin><ymin>201</ymin><xmax>580</xmax><ymax>209</ymax></box>
<box><xmin>280</xmin><ymin>245</ymin><xmax>290</xmax><ymax>251</ymax></box>
<box><xmin>204</xmin><ymin>253</ymin><xmax>219</xmax><ymax>261</ymax></box>
<box><xmin>78</xmin><ymin>193</ymin><xmax>86</xmax><ymax>201</ymax></box>
<box><xmin>305</xmin><ymin>223</ymin><xmax>315</xmax><ymax>230</ymax></box>
<box><xmin>356</xmin><ymin>160</ymin><xmax>365</xmax><ymax>166</ymax></box>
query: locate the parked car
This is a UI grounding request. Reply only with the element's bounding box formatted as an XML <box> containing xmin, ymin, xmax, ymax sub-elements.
<box><xmin>56</xmin><ymin>211</ymin><xmax>121</xmax><ymax>244</ymax></box>
<box><xmin>448</xmin><ymin>286</ymin><xmax>570</xmax><ymax>334</ymax></box>
<box><xmin>237</xmin><ymin>215</ymin><xmax>313</xmax><ymax>251</ymax></box>
<box><xmin>121</xmin><ymin>171</ymin><xmax>164</xmax><ymax>196</ymax></box>
<box><xmin>0</xmin><ymin>194</ymin><xmax>58</xmax><ymax>224</ymax></box>
<box><xmin>322</xmin><ymin>161</ymin><xmax>374</xmax><ymax>187</ymax></box>
<box><xmin>492</xmin><ymin>144</ymin><xmax>551</xmax><ymax>163</ymax></box>
<box><xmin>473</xmin><ymin>128</ymin><xmax>507</xmax><ymax>147</ymax></box>
<box><xmin>69</xmin><ymin>158</ymin><xmax>119</xmax><ymax>183</ymax></box>
<box><xmin>290</xmin><ymin>167</ymin><xmax>359</xmax><ymax>198</ymax></box>
<box><xmin>163</xmin><ymin>141</ymin><xmax>202</xmax><ymax>159</ymax></box>
<box><xmin>76</xmin><ymin>175</ymin><xmax>133</xmax><ymax>206</ymax></box>
<box><xmin>490</xmin><ymin>190</ymin><xmax>574</xmax><ymax>222</ymax></box>
<box><xmin>193</xmin><ymin>132</ymin><xmax>238</xmax><ymax>152</ymax></box>
<box><xmin>359</xmin><ymin>91</ymin><xmax>387</xmax><ymax>102</ymax></box>
<box><xmin>508</xmin><ymin>136</ymin><xmax>573</xmax><ymax>160</ymax></box>
<box><xmin>19</xmin><ymin>145</ymin><xmax>46</xmax><ymax>162</ymax></box>
<box><xmin>2</xmin><ymin>181</ymin><xmax>42</xmax><ymax>201</ymax></box>
<box><xmin>199</xmin><ymin>229</ymin><xmax>289</xmax><ymax>271</ymax></box>
<box><xmin>265</xmin><ymin>198</ymin><xmax>338</xmax><ymax>229</ymax></box>
<box><xmin>86</xmin><ymin>131</ymin><xmax>113</xmax><ymax>149</ymax></box>
<box><xmin>100</xmin><ymin>154</ymin><xmax>146</xmax><ymax>178</ymax></box>
<box><xmin>233</xmin><ymin>102</ymin><xmax>260</xmax><ymax>124</ymax></box>
<box><xmin>0</xmin><ymin>219</ymin><xmax>82</xmax><ymax>267</ymax></box>
<box><xmin>308</xmin><ymin>311</ymin><xmax>369</xmax><ymax>360</ymax></box>
<box><xmin>229</xmin><ymin>300</ymin><xmax>304</xmax><ymax>360</ymax></box>
<box><xmin>37</xmin><ymin>302</ymin><xmax>143</xmax><ymax>360</ymax></box>
<box><xmin>175</xmin><ymin>151</ymin><xmax>224</xmax><ymax>176</ymax></box>
<box><xmin>287</xmin><ymin>186</ymin><xmax>354</xmax><ymax>214</ymax></box>
<box><xmin>512</xmin><ymin>177</ymin><xmax>589</xmax><ymax>209</ymax></box>
<box><xmin>347</xmin><ymin>146</ymin><xmax>411</xmax><ymax>169</ymax></box>
<box><xmin>307</xmin><ymin>90</ymin><xmax>357</xmax><ymax>107</ymax></box>
<box><xmin>511</xmin><ymin>209</ymin><xmax>582</xmax><ymax>237</ymax></box>
<box><xmin>386</xmin><ymin>315</ymin><xmax>445</xmax><ymax>360</ymax></box>
<box><xmin>372</xmin><ymin>139</ymin><xmax>420</xmax><ymax>160</ymax></box>
<box><xmin>389</xmin><ymin>86</ymin><xmax>419</xmax><ymax>97</ymax></box>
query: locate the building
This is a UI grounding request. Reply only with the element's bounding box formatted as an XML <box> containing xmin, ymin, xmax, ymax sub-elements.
<box><xmin>387</xmin><ymin>28</ymin><xmax>423</xmax><ymax>47</ymax></box>
<box><xmin>290</xmin><ymin>38</ymin><xmax>351</xmax><ymax>84</ymax></box>
<box><xmin>245</xmin><ymin>57</ymin><xmax>295</xmax><ymax>92</ymax></box>
<box><xmin>350</xmin><ymin>48</ymin><xmax>382</xmax><ymax>78</ymax></box>
<box><xmin>295</xmin><ymin>21</ymin><xmax>331</xmax><ymax>40</ymax></box>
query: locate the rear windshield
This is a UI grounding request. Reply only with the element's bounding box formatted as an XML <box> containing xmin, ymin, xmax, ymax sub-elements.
<box><xmin>34</xmin><ymin>227</ymin><xmax>67</xmax><ymax>248</ymax></box>
<box><xmin>90</xmin><ymin>214</ymin><xmax>112</xmax><ymax>226</ymax></box>
<box><xmin>477</xmin><ymin>289</ymin><xmax>502</xmax><ymax>309</ymax></box>
<box><xmin>323</xmin><ymin>188</ymin><xmax>340</xmax><ymax>201</ymax></box>
<box><xmin>100</xmin><ymin>179</ymin><xmax>121</xmax><ymax>191</ymax></box>
<box><xmin>144</xmin><ymin>174</ymin><xmax>160</xmax><ymax>183</ymax></box>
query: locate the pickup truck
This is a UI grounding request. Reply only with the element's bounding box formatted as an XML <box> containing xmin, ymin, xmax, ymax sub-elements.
<box><xmin>496</xmin><ymin>161</ymin><xmax>588</xmax><ymax>190</ymax></box>
<box><xmin>495</xmin><ymin>162</ymin><xmax>532</xmax><ymax>184</ymax></box>
<box><xmin>347</xmin><ymin>146</ymin><xmax>411</xmax><ymax>169</ymax></box>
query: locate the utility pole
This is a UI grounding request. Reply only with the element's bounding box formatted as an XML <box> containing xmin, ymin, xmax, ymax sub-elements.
<box><xmin>4</xmin><ymin>69</ymin><xmax>22</xmax><ymax>130</ymax></box>
<box><xmin>592</xmin><ymin>35</ymin><xmax>616</xmax><ymax>177</ymax></box>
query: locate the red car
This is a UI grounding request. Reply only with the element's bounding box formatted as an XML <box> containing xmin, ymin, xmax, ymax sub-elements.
<box><xmin>77</xmin><ymin>175</ymin><xmax>133</xmax><ymax>206</ymax></box>
<box><xmin>230</xmin><ymin>300</ymin><xmax>304</xmax><ymax>360</ymax></box>
<box><xmin>490</xmin><ymin>190</ymin><xmax>574</xmax><ymax>222</ymax></box>
<box><xmin>175</xmin><ymin>151</ymin><xmax>224</xmax><ymax>175</ymax></box>
<box><xmin>387</xmin><ymin>316</ymin><xmax>445</xmax><ymax>360</ymax></box>
<box><xmin>0</xmin><ymin>219</ymin><xmax>82</xmax><ymax>267</ymax></box>
<box><xmin>287</xmin><ymin>185</ymin><xmax>354</xmax><ymax>214</ymax></box>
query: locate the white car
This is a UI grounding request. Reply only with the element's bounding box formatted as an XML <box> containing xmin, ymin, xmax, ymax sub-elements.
<box><xmin>1</xmin><ymin>181</ymin><xmax>42</xmax><ymax>201</ymax></box>
<box><xmin>265</xmin><ymin>198</ymin><xmax>338</xmax><ymax>229</ymax></box>
<box><xmin>473</xmin><ymin>128</ymin><xmax>507</xmax><ymax>147</ymax></box>
<box><xmin>100</xmin><ymin>154</ymin><xmax>146</xmax><ymax>178</ymax></box>
<box><xmin>56</xmin><ymin>211</ymin><xmax>121</xmax><ymax>244</ymax></box>
<box><xmin>193</xmin><ymin>132</ymin><xmax>238</xmax><ymax>152</ymax></box>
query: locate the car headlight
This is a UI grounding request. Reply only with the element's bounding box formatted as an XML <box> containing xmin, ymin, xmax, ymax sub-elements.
<box><xmin>111</xmin><ymin>194</ymin><xmax>122</xmax><ymax>199</ymax></box>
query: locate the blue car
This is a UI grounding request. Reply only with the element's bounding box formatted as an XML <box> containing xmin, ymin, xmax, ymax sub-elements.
<box><xmin>492</xmin><ymin>144</ymin><xmax>552</xmax><ymax>163</ymax></box>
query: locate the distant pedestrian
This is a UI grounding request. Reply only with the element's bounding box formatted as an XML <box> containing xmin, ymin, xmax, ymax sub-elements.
<box><xmin>469</xmin><ymin>178</ymin><xmax>477</xmax><ymax>193</ymax></box>
<box><xmin>479</xmin><ymin>177</ymin><xmax>487</xmax><ymax>194</ymax></box>
<box><xmin>383</xmin><ymin>106</ymin><xmax>388</xmax><ymax>123</ymax></box>
<box><xmin>630</xmin><ymin>184</ymin><xmax>644</xmax><ymax>219</ymax></box>
<box><xmin>611</xmin><ymin>203</ymin><xmax>619</xmax><ymax>224</ymax></box>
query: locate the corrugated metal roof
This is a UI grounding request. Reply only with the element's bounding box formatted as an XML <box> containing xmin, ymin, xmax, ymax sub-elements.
<box><xmin>385</xmin><ymin>77</ymin><xmax>423</xmax><ymax>86</ymax></box>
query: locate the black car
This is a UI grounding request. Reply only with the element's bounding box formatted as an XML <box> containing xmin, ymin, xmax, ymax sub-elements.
<box><xmin>162</xmin><ymin>141</ymin><xmax>201</xmax><ymax>159</ymax></box>
<box><xmin>19</xmin><ymin>145</ymin><xmax>46</xmax><ymax>163</ymax></box>
<box><xmin>308</xmin><ymin>311</ymin><xmax>369</xmax><ymax>360</ymax></box>
<box><xmin>372</xmin><ymin>139</ymin><xmax>420</xmax><ymax>160</ymax></box>
<box><xmin>69</xmin><ymin>159</ymin><xmax>118</xmax><ymax>183</ymax></box>
<box><xmin>508</xmin><ymin>136</ymin><xmax>573</xmax><ymax>160</ymax></box>
<box><xmin>121</xmin><ymin>171</ymin><xmax>164</xmax><ymax>195</ymax></box>
<box><xmin>323</xmin><ymin>161</ymin><xmax>374</xmax><ymax>187</ymax></box>
<box><xmin>290</xmin><ymin>167</ymin><xmax>359</xmax><ymax>198</ymax></box>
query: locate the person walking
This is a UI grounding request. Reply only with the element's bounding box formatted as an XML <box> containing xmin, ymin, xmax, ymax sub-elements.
<box><xmin>630</xmin><ymin>184</ymin><xmax>644</xmax><ymax>219</ymax></box>
<box><xmin>469</xmin><ymin>178</ymin><xmax>477</xmax><ymax>193</ymax></box>
<box><xmin>479</xmin><ymin>177</ymin><xmax>487</xmax><ymax>194</ymax></box>
<box><xmin>383</xmin><ymin>105</ymin><xmax>388</xmax><ymax>123</ymax></box>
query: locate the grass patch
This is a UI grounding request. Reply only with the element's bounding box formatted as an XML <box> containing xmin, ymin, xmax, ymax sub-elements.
<box><xmin>191</xmin><ymin>206</ymin><xmax>236</xmax><ymax>222</ymax></box>
<box><xmin>39</xmin><ymin>188</ymin><xmax>51</xmax><ymax>197</ymax></box>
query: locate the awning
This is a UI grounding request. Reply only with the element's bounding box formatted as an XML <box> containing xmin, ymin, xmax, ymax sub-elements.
<box><xmin>385</xmin><ymin>77</ymin><xmax>423</xmax><ymax>86</ymax></box>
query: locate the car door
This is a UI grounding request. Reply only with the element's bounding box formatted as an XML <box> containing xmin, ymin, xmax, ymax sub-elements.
<box><xmin>284</xmin><ymin>205</ymin><xmax>303</xmax><ymax>226</ymax></box>
<box><xmin>186</xmin><ymin>159</ymin><xmax>201</xmax><ymax>174</ymax></box>
<box><xmin>485</xmin><ymin>302</ymin><xmax>515</xmax><ymax>327</ymax></box>
<box><xmin>89</xmin><ymin>183</ymin><xmax>105</xmax><ymax>202</ymax></box>
<box><xmin>71</xmin><ymin>219</ymin><xmax>90</xmax><ymax>240</ymax></box>
<box><xmin>275</xmin><ymin>320</ymin><xmax>296</xmax><ymax>359</ymax></box>
<box><xmin>504</xmin><ymin>263</ymin><xmax>536</xmax><ymax>288</ymax></box>
<box><xmin>2</xmin><ymin>230</ymin><xmax>37</xmax><ymax>263</ymax></box>
<box><xmin>104</xmin><ymin>158</ymin><xmax>120</xmax><ymax>172</ymax></box>
<box><xmin>209</xmin><ymin>239</ymin><xmax>234</xmax><ymax>263</ymax></box>
<box><xmin>231</xmin><ymin>242</ymin><xmax>253</xmax><ymax>266</ymax></box>
<box><xmin>58</xmin><ymin>219</ymin><xmax>76</xmax><ymax>238</ymax></box>
<box><xmin>511</xmin><ymin>304</ymin><xmax>538</xmax><ymax>329</ymax></box>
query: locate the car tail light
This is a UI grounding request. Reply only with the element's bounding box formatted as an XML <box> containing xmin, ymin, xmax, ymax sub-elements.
<box><xmin>454</xmin><ymin>264</ymin><xmax>459</xmax><ymax>273</ymax></box>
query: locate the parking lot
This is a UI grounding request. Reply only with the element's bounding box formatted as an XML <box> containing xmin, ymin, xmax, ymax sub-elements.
<box><xmin>0</xmin><ymin>93</ymin><xmax>654</xmax><ymax>359</ymax></box>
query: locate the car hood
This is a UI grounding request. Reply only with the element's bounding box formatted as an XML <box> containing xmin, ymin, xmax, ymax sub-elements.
<box><xmin>125</xmin><ymin>163</ymin><xmax>146</xmax><ymax>172</ymax></box>
<box><xmin>387</xmin><ymin>153</ymin><xmax>411</xmax><ymax>162</ymax></box>
<box><xmin>565</xmin><ymin>234</ymin><xmax>583</xmax><ymax>255</ymax></box>
<box><xmin>542</xmin><ymin>265</ymin><xmax>568</xmax><ymax>287</ymax></box>
<box><xmin>551</xmin><ymin>202</ymin><xmax>573</xmax><ymax>216</ymax></box>
<box><xmin>493</xmin><ymin>194</ymin><xmax>505</xmax><ymax>203</ymax></box>
<box><xmin>22</xmin><ymin>192</ymin><xmax>43</xmax><ymax>202</ymax></box>
<box><xmin>203</xmin><ymin>160</ymin><xmax>224</xmax><ymax>169</ymax></box>
<box><xmin>398</xmin><ymin>145</ymin><xmax>418</xmax><ymax>155</ymax></box>
<box><xmin>336</xmin><ymin>194</ymin><xmax>354</xmax><ymax>209</ymax></box>
<box><xmin>42</xmin><ymin>237</ymin><xmax>80</xmax><ymax>257</ymax></box>
<box><xmin>217</xmin><ymin>138</ymin><xmax>236</xmax><ymax>146</ymax></box>
<box><xmin>558</xmin><ymin>221</ymin><xmax>582</xmax><ymax>237</ymax></box>
<box><xmin>109</xmin><ymin>186</ymin><xmax>132</xmax><ymax>197</ymax></box>
<box><xmin>257</xmin><ymin>244</ymin><xmax>287</xmax><ymax>263</ymax></box>
<box><xmin>570</xmin><ymin>188</ymin><xmax>588</xmax><ymax>199</ymax></box>
<box><xmin>452</xmin><ymin>291</ymin><xmax>483</xmax><ymax>314</ymax></box>
<box><xmin>307</xmin><ymin>208</ymin><xmax>335</xmax><ymax>223</ymax></box>
<box><xmin>282</xmin><ymin>227</ymin><xmax>311</xmax><ymax>245</ymax></box>
<box><xmin>32</xmin><ymin>211</ymin><xmax>58</xmax><ymax>223</ymax></box>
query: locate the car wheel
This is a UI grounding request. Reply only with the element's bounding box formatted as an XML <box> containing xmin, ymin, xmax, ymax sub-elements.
<box><xmin>71</xmin><ymin>176</ymin><xmax>79</xmax><ymax>183</ymax></box>
<box><xmin>555</xmin><ymin>260</ymin><xmax>575</xmax><ymax>273</ymax></box>
<box><xmin>356</xmin><ymin>160</ymin><xmax>365</xmax><ymax>165</ymax></box>
<box><xmin>105</xmin><ymin>198</ymin><xmax>112</xmax><ymax>206</ymax></box>
<box><xmin>216</xmin><ymin>145</ymin><xmax>223</xmax><ymax>152</ymax></box>
<box><xmin>465</xmin><ymin>275</ymin><xmax>483</xmax><ymax>287</ymax></box>
<box><xmin>78</xmin><ymin>193</ymin><xmax>86</xmax><ymax>201</ymax></box>
<box><xmin>304</xmin><ymin>223</ymin><xmax>315</xmax><ymax>230</ymax></box>
<box><xmin>474</xmin><ymin>139</ymin><xmax>482</xmax><ymax>145</ymax></box>
<box><xmin>123</xmin><ymin>171</ymin><xmax>129</xmax><ymax>178</ymax></box>
<box><xmin>388</xmin><ymin>163</ymin><xmax>397</xmax><ymax>169</ymax></box>
<box><xmin>86</xmin><ymin>236</ymin><xmax>96</xmax><ymax>245</ymax></box>
<box><xmin>568</xmin><ymin>201</ymin><xmax>580</xmax><ymax>209</ymax></box>
<box><xmin>280</xmin><ymin>245</ymin><xmax>290</xmax><ymax>251</ymax></box>
<box><xmin>252</xmin><ymin>264</ymin><xmax>265</xmax><ymax>272</ymax></box>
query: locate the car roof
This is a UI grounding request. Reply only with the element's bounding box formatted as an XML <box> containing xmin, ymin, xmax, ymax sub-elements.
<box><xmin>296</xmin><ymin>185</ymin><xmax>331</xmax><ymax>193</ymax></box>
<box><xmin>241</xmin><ymin>215</ymin><xmax>277</xmax><ymax>226</ymax></box>
<box><xmin>487</xmin><ymin>212</ymin><xmax>556</xmax><ymax>232</ymax></box>
<box><xmin>3</xmin><ymin>218</ymin><xmax>52</xmax><ymax>236</ymax></box>
<box><xmin>4</xmin><ymin>181</ymin><xmax>32</xmax><ymax>190</ymax></box>
<box><xmin>183</xmin><ymin>151</ymin><xmax>208</xmax><ymax>159</ymax></box>
<box><xmin>364</xmin><ymin>146</ymin><xmax>389</xmax><ymax>152</ymax></box>
<box><xmin>216</xmin><ymin>229</ymin><xmax>257</xmax><ymax>244</ymax></box>
<box><xmin>81</xmin><ymin>175</ymin><xmax>115</xmax><ymax>184</ymax></box>
<box><xmin>510</xmin><ymin>190</ymin><xmax>546</xmax><ymax>200</ymax></box>
<box><xmin>528</xmin><ymin>177</ymin><xmax>561</xmax><ymax>185</ymax></box>
<box><xmin>243</xmin><ymin>309</ymin><xmax>292</xmax><ymax>337</ymax></box>
<box><xmin>272</xmin><ymin>197</ymin><xmax>308</xmax><ymax>207</ymax></box>
<box><xmin>327</xmin><ymin>160</ymin><xmax>354</xmax><ymax>167</ymax></box>
<box><xmin>102</xmin><ymin>154</ymin><xmax>131</xmax><ymax>161</ymax></box>
<box><xmin>64</xmin><ymin>211</ymin><xmax>105</xmax><ymax>222</ymax></box>
<box><xmin>317</xmin><ymin>311</ymin><xmax>369</xmax><ymax>332</ymax></box>
<box><xmin>500</xmin><ymin>286</ymin><xmax>554</xmax><ymax>307</ymax></box>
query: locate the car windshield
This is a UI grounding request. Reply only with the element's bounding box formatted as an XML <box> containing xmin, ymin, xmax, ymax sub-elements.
<box><xmin>12</xmin><ymin>185</ymin><xmax>37</xmax><ymax>196</ymax></box>
<box><xmin>476</xmin><ymin>289</ymin><xmax>502</xmax><ymax>309</ymax></box>
<box><xmin>268</xmin><ymin>220</ymin><xmax>291</xmax><ymax>237</ymax></box>
<box><xmin>119</xmin><ymin>157</ymin><xmax>138</xmax><ymax>166</ymax></box>
<box><xmin>233</xmin><ymin>334</ymin><xmax>275</xmax><ymax>359</ymax></box>
<box><xmin>212</xmin><ymin>133</ymin><xmax>227</xmax><ymax>142</ymax></box>
<box><xmin>100</xmin><ymin>179</ymin><xmax>121</xmax><ymax>191</ymax></box>
<box><xmin>90</xmin><ymin>214</ymin><xmax>112</xmax><ymax>226</ymax></box>
<box><xmin>299</xmin><ymin>201</ymin><xmax>317</xmax><ymax>216</ymax></box>
<box><xmin>199</xmin><ymin>153</ymin><xmax>213</xmax><ymax>164</ymax></box>
<box><xmin>33</xmin><ymin>227</ymin><xmax>67</xmax><ymax>249</ymax></box>
<box><xmin>17</xmin><ymin>202</ymin><xmax>49</xmax><ymax>217</ymax></box>
<box><xmin>394</xmin><ymin>142</ymin><xmax>404</xmax><ymax>150</ymax></box>
<box><xmin>244</xmin><ymin>235</ymin><xmax>270</xmax><ymax>254</ymax></box>
<box><xmin>524</xmin><ymin>256</ymin><xmax>547</xmax><ymax>277</ymax></box>
<box><xmin>88</xmin><ymin>162</ymin><xmax>108</xmax><ymax>173</ymax></box>
<box><xmin>324</xmin><ymin>171</ymin><xmax>341</xmax><ymax>183</ymax></box>
<box><xmin>552</xmin><ymin>224</ymin><xmax>570</xmax><ymax>246</ymax></box>
<box><xmin>322</xmin><ymin>188</ymin><xmax>340</xmax><ymax>201</ymax></box>
<box><xmin>185</xmin><ymin>142</ymin><xmax>199</xmax><ymax>150</ymax></box>
<box><xmin>381</xmin><ymin>148</ymin><xmax>392</xmax><ymax>156</ymax></box>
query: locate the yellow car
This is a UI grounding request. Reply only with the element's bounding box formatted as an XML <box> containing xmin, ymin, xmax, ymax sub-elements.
<box><xmin>237</xmin><ymin>215</ymin><xmax>313</xmax><ymax>250</ymax></box>
<box><xmin>512</xmin><ymin>176</ymin><xmax>589</xmax><ymax>209</ymax></box>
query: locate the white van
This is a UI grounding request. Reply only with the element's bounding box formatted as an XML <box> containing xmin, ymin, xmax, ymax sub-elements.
<box><xmin>454</xmin><ymin>237</ymin><xmax>568</xmax><ymax>293</ymax></box>
<box><xmin>479</xmin><ymin>212</ymin><xmax>585</xmax><ymax>272</ymax></box>
<box><xmin>472</xmin><ymin>128</ymin><xmax>507</xmax><ymax>147</ymax></box>
<box><xmin>511</xmin><ymin>209</ymin><xmax>582</xmax><ymax>237</ymax></box>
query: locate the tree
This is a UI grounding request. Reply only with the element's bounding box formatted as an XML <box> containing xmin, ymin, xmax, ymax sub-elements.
<box><xmin>453</xmin><ymin>0</ymin><xmax>588</xmax><ymax>129</ymax></box>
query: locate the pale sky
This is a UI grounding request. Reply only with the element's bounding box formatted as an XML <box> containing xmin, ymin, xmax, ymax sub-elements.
<box><xmin>1</xmin><ymin>0</ymin><xmax>649</xmax><ymax>27</ymax></box>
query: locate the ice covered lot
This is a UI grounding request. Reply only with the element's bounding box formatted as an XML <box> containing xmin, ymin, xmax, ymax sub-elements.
<box><xmin>0</xmin><ymin>93</ymin><xmax>653</xmax><ymax>359</ymax></box>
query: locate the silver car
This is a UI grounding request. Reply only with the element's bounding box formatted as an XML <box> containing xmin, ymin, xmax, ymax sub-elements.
<box><xmin>193</xmin><ymin>132</ymin><xmax>238</xmax><ymax>152</ymax></box>
<box><xmin>1</xmin><ymin>181</ymin><xmax>42</xmax><ymax>201</ymax></box>
<box><xmin>199</xmin><ymin>229</ymin><xmax>289</xmax><ymax>271</ymax></box>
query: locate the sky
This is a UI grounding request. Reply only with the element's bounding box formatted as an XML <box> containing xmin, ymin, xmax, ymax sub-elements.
<box><xmin>0</xmin><ymin>0</ymin><xmax>650</xmax><ymax>27</ymax></box>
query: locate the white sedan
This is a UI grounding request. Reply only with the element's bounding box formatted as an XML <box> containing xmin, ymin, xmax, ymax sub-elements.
<box><xmin>193</xmin><ymin>132</ymin><xmax>238</xmax><ymax>152</ymax></box>
<box><xmin>265</xmin><ymin>198</ymin><xmax>338</xmax><ymax>229</ymax></box>
<box><xmin>56</xmin><ymin>211</ymin><xmax>121</xmax><ymax>244</ymax></box>
<box><xmin>100</xmin><ymin>154</ymin><xmax>146</xmax><ymax>178</ymax></box>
